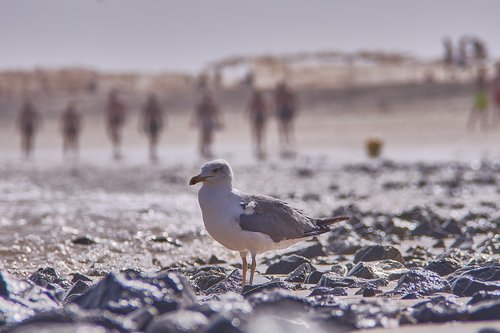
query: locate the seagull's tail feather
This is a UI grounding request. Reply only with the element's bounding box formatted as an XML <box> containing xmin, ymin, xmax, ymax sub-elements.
<box><xmin>317</xmin><ymin>215</ymin><xmax>349</xmax><ymax>227</ymax></box>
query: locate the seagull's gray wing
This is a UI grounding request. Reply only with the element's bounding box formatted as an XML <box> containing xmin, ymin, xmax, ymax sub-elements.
<box><xmin>238</xmin><ymin>194</ymin><xmax>340</xmax><ymax>243</ymax></box>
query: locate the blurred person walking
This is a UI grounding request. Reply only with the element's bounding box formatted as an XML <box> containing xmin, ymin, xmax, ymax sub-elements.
<box><xmin>17</xmin><ymin>99</ymin><xmax>40</xmax><ymax>159</ymax></box>
<box><xmin>246</xmin><ymin>89</ymin><xmax>269</xmax><ymax>159</ymax></box>
<box><xmin>275</xmin><ymin>82</ymin><xmax>298</xmax><ymax>156</ymax></box>
<box><xmin>191</xmin><ymin>92</ymin><xmax>223</xmax><ymax>158</ymax></box>
<box><xmin>140</xmin><ymin>93</ymin><xmax>165</xmax><ymax>162</ymax></box>
<box><xmin>106</xmin><ymin>90</ymin><xmax>127</xmax><ymax>160</ymax></box>
<box><xmin>492</xmin><ymin>64</ymin><xmax>500</xmax><ymax>127</ymax></box>
<box><xmin>467</xmin><ymin>67</ymin><xmax>489</xmax><ymax>132</ymax></box>
<box><xmin>60</xmin><ymin>101</ymin><xmax>82</xmax><ymax>160</ymax></box>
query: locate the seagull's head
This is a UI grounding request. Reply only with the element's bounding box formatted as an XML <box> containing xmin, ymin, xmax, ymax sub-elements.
<box><xmin>189</xmin><ymin>159</ymin><xmax>233</xmax><ymax>186</ymax></box>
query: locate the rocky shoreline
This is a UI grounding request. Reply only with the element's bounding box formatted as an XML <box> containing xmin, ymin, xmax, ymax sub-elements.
<box><xmin>1</xmin><ymin>159</ymin><xmax>500</xmax><ymax>332</ymax></box>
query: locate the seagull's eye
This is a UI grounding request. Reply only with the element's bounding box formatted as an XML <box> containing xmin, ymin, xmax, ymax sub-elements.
<box><xmin>213</xmin><ymin>168</ymin><xmax>220</xmax><ymax>173</ymax></box>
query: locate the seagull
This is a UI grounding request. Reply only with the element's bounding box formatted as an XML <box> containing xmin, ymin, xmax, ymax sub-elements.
<box><xmin>189</xmin><ymin>159</ymin><xmax>348</xmax><ymax>286</ymax></box>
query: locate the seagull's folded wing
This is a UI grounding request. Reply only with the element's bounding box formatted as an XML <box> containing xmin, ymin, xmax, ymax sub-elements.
<box><xmin>239</xmin><ymin>194</ymin><xmax>325</xmax><ymax>242</ymax></box>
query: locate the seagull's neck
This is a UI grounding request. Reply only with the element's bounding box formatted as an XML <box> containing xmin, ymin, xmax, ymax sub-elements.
<box><xmin>201</xmin><ymin>181</ymin><xmax>233</xmax><ymax>193</ymax></box>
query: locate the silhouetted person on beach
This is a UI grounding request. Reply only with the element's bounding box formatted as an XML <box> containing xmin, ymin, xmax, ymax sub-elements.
<box><xmin>60</xmin><ymin>101</ymin><xmax>82</xmax><ymax>159</ymax></box>
<box><xmin>18</xmin><ymin>100</ymin><xmax>40</xmax><ymax>159</ymax></box>
<box><xmin>246</xmin><ymin>89</ymin><xmax>269</xmax><ymax>159</ymax></box>
<box><xmin>275</xmin><ymin>82</ymin><xmax>298</xmax><ymax>155</ymax></box>
<box><xmin>106</xmin><ymin>90</ymin><xmax>127</xmax><ymax>159</ymax></box>
<box><xmin>191</xmin><ymin>92</ymin><xmax>223</xmax><ymax>158</ymax></box>
<box><xmin>492</xmin><ymin>65</ymin><xmax>500</xmax><ymax>127</ymax></box>
<box><xmin>140</xmin><ymin>93</ymin><xmax>165</xmax><ymax>162</ymax></box>
<box><xmin>467</xmin><ymin>68</ymin><xmax>489</xmax><ymax>131</ymax></box>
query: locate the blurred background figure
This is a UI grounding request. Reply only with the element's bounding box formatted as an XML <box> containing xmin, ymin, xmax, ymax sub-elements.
<box><xmin>246</xmin><ymin>89</ymin><xmax>269</xmax><ymax>159</ymax></box>
<box><xmin>492</xmin><ymin>64</ymin><xmax>500</xmax><ymax>127</ymax></box>
<box><xmin>442</xmin><ymin>36</ymin><xmax>455</xmax><ymax>80</ymax></box>
<box><xmin>60</xmin><ymin>101</ymin><xmax>82</xmax><ymax>160</ymax></box>
<box><xmin>467</xmin><ymin>67</ymin><xmax>489</xmax><ymax>131</ymax></box>
<box><xmin>106</xmin><ymin>89</ymin><xmax>127</xmax><ymax>160</ymax></box>
<box><xmin>140</xmin><ymin>93</ymin><xmax>165</xmax><ymax>162</ymax></box>
<box><xmin>191</xmin><ymin>92</ymin><xmax>223</xmax><ymax>158</ymax></box>
<box><xmin>275</xmin><ymin>82</ymin><xmax>298</xmax><ymax>156</ymax></box>
<box><xmin>17</xmin><ymin>99</ymin><xmax>40</xmax><ymax>160</ymax></box>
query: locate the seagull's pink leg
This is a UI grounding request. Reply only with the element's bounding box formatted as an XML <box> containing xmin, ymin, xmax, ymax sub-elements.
<box><xmin>249</xmin><ymin>253</ymin><xmax>257</xmax><ymax>285</ymax></box>
<box><xmin>240</xmin><ymin>253</ymin><xmax>248</xmax><ymax>287</ymax></box>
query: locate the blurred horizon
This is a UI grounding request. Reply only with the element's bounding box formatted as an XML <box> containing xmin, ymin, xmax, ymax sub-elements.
<box><xmin>1</xmin><ymin>0</ymin><xmax>500</xmax><ymax>73</ymax></box>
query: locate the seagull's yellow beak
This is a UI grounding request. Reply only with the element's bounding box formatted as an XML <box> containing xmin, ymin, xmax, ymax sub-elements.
<box><xmin>189</xmin><ymin>174</ymin><xmax>206</xmax><ymax>185</ymax></box>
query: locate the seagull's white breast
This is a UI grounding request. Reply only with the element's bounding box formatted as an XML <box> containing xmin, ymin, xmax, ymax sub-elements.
<box><xmin>198</xmin><ymin>185</ymin><xmax>245</xmax><ymax>251</ymax></box>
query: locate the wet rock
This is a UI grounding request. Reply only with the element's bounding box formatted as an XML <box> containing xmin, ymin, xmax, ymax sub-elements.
<box><xmin>0</xmin><ymin>272</ymin><xmax>60</xmax><ymax>325</ymax></box>
<box><xmin>398</xmin><ymin>206</ymin><xmax>448</xmax><ymax>238</ymax></box>
<box><xmin>354</xmin><ymin>245</ymin><xmax>403</xmax><ymax>264</ymax></box>
<box><xmin>285</xmin><ymin>263</ymin><xmax>315</xmax><ymax>283</ymax></box>
<box><xmin>11</xmin><ymin>303</ymin><xmax>131</xmax><ymax>332</ymax></box>
<box><xmin>265</xmin><ymin>255</ymin><xmax>311</xmax><ymax>275</ymax></box>
<box><xmin>425</xmin><ymin>258</ymin><xmax>461</xmax><ymax>276</ymax></box>
<box><xmin>242</xmin><ymin>280</ymin><xmax>292</xmax><ymax>297</ymax></box>
<box><xmin>347</xmin><ymin>260</ymin><xmax>407</xmax><ymax>280</ymax></box>
<box><xmin>449</xmin><ymin>234</ymin><xmax>474</xmax><ymax>250</ymax></box>
<box><xmin>318</xmin><ymin>273</ymin><xmax>356</xmax><ymax>288</ymax></box>
<box><xmin>189</xmin><ymin>293</ymin><xmax>252</xmax><ymax>319</ymax></box>
<box><xmin>468</xmin><ymin>300</ymin><xmax>500</xmax><ymax>321</ymax></box>
<box><xmin>203</xmin><ymin>270</ymin><xmax>242</xmax><ymax>295</ymax></box>
<box><xmin>384</xmin><ymin>217</ymin><xmax>418</xmax><ymax>240</ymax></box>
<box><xmin>441</xmin><ymin>219</ymin><xmax>463</xmax><ymax>235</ymax></box>
<box><xmin>477</xmin><ymin>234</ymin><xmax>500</xmax><ymax>255</ymax></box>
<box><xmin>204</xmin><ymin>314</ymin><xmax>245</xmax><ymax>333</ymax></box>
<box><xmin>308</xmin><ymin>286</ymin><xmax>347</xmax><ymax>296</ymax></box>
<box><xmin>146</xmin><ymin>310</ymin><xmax>208</xmax><ymax>333</ymax></box>
<box><xmin>305</xmin><ymin>271</ymin><xmax>324</xmax><ymax>284</ymax></box>
<box><xmin>63</xmin><ymin>280</ymin><xmax>91</xmax><ymax>302</ymax></box>
<box><xmin>127</xmin><ymin>306</ymin><xmax>159</xmax><ymax>332</ymax></box>
<box><xmin>454</xmin><ymin>262</ymin><xmax>500</xmax><ymax>281</ymax></box>
<box><xmin>355</xmin><ymin>287</ymin><xmax>382</xmax><ymax>297</ymax></box>
<box><xmin>247</xmin><ymin>289</ymin><xmax>310</xmax><ymax>310</ymax></box>
<box><xmin>207</xmin><ymin>255</ymin><xmax>225</xmax><ymax>264</ymax></box>
<box><xmin>71</xmin><ymin>270</ymin><xmax>196</xmax><ymax>315</ymax></box>
<box><xmin>326</xmin><ymin>225</ymin><xmax>370</xmax><ymax>255</ymax></box>
<box><xmin>71</xmin><ymin>236</ymin><xmax>97</xmax><ymax>245</ymax></box>
<box><xmin>468</xmin><ymin>290</ymin><xmax>500</xmax><ymax>305</ymax></box>
<box><xmin>283</xmin><ymin>241</ymin><xmax>325</xmax><ymax>259</ymax></box>
<box><xmin>191</xmin><ymin>266</ymin><xmax>226</xmax><ymax>291</ymax></box>
<box><xmin>451</xmin><ymin>276</ymin><xmax>500</xmax><ymax>297</ymax></box>
<box><xmin>29</xmin><ymin>268</ymin><xmax>70</xmax><ymax>290</ymax></box>
<box><xmin>391</xmin><ymin>269</ymin><xmax>451</xmax><ymax>297</ymax></box>
<box><xmin>327</xmin><ymin>299</ymin><xmax>400</xmax><ymax>329</ymax></box>
<box><xmin>410</xmin><ymin>296</ymin><xmax>467</xmax><ymax>323</ymax></box>
<box><xmin>330</xmin><ymin>264</ymin><xmax>348</xmax><ymax>276</ymax></box>
<box><xmin>71</xmin><ymin>273</ymin><xmax>92</xmax><ymax>284</ymax></box>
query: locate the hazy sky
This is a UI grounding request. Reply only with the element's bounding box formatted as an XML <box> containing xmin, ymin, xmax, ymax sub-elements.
<box><xmin>1</xmin><ymin>0</ymin><xmax>499</xmax><ymax>73</ymax></box>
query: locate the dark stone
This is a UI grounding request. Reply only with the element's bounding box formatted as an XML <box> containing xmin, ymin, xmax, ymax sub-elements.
<box><xmin>449</xmin><ymin>234</ymin><xmax>474</xmax><ymax>250</ymax></box>
<box><xmin>318</xmin><ymin>273</ymin><xmax>356</xmax><ymax>288</ymax></box>
<box><xmin>247</xmin><ymin>289</ymin><xmax>310</xmax><ymax>310</ymax></box>
<box><xmin>283</xmin><ymin>241</ymin><xmax>326</xmax><ymax>259</ymax></box>
<box><xmin>242</xmin><ymin>280</ymin><xmax>292</xmax><ymax>297</ymax></box>
<box><xmin>410</xmin><ymin>296</ymin><xmax>467</xmax><ymax>323</ymax></box>
<box><xmin>203</xmin><ymin>270</ymin><xmax>242</xmax><ymax>295</ymax></box>
<box><xmin>128</xmin><ymin>306</ymin><xmax>159</xmax><ymax>332</ymax></box>
<box><xmin>467</xmin><ymin>290</ymin><xmax>500</xmax><ymax>305</ymax></box>
<box><xmin>71</xmin><ymin>270</ymin><xmax>196</xmax><ymax>315</ymax></box>
<box><xmin>468</xmin><ymin>300</ymin><xmax>500</xmax><ymax>321</ymax></box>
<box><xmin>327</xmin><ymin>299</ymin><xmax>400</xmax><ymax>329</ymax></box>
<box><xmin>28</xmin><ymin>268</ymin><xmax>70</xmax><ymax>290</ymax></box>
<box><xmin>71</xmin><ymin>273</ymin><xmax>92</xmax><ymax>284</ymax></box>
<box><xmin>207</xmin><ymin>255</ymin><xmax>225</xmax><ymax>264</ymax></box>
<box><xmin>204</xmin><ymin>314</ymin><xmax>245</xmax><ymax>333</ymax></box>
<box><xmin>305</xmin><ymin>271</ymin><xmax>324</xmax><ymax>284</ymax></box>
<box><xmin>361</xmin><ymin>287</ymin><xmax>381</xmax><ymax>297</ymax></box>
<box><xmin>285</xmin><ymin>263</ymin><xmax>315</xmax><ymax>283</ymax></box>
<box><xmin>189</xmin><ymin>293</ymin><xmax>252</xmax><ymax>319</ymax></box>
<box><xmin>149</xmin><ymin>235</ymin><xmax>182</xmax><ymax>247</ymax></box>
<box><xmin>265</xmin><ymin>255</ymin><xmax>311</xmax><ymax>275</ymax></box>
<box><xmin>71</xmin><ymin>236</ymin><xmax>97</xmax><ymax>245</ymax></box>
<box><xmin>308</xmin><ymin>286</ymin><xmax>347</xmax><ymax>297</ymax></box>
<box><xmin>146</xmin><ymin>310</ymin><xmax>208</xmax><ymax>333</ymax></box>
<box><xmin>191</xmin><ymin>266</ymin><xmax>226</xmax><ymax>291</ymax></box>
<box><xmin>425</xmin><ymin>258</ymin><xmax>461</xmax><ymax>276</ymax></box>
<box><xmin>391</xmin><ymin>269</ymin><xmax>451</xmax><ymax>297</ymax></box>
<box><xmin>453</xmin><ymin>263</ymin><xmax>500</xmax><ymax>281</ymax></box>
<box><xmin>353</xmin><ymin>245</ymin><xmax>403</xmax><ymax>264</ymax></box>
<box><xmin>452</xmin><ymin>276</ymin><xmax>500</xmax><ymax>297</ymax></box>
<box><xmin>347</xmin><ymin>260</ymin><xmax>407</xmax><ymax>280</ymax></box>
<box><xmin>63</xmin><ymin>280</ymin><xmax>91</xmax><ymax>302</ymax></box>
<box><xmin>398</xmin><ymin>206</ymin><xmax>448</xmax><ymax>238</ymax></box>
<box><xmin>330</xmin><ymin>264</ymin><xmax>348</xmax><ymax>276</ymax></box>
